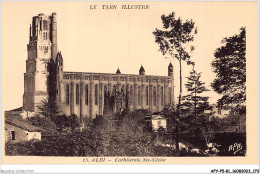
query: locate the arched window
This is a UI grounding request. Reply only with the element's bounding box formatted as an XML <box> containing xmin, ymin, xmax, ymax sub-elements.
<box><xmin>161</xmin><ymin>87</ymin><xmax>164</xmax><ymax>106</ymax></box>
<box><xmin>153</xmin><ymin>86</ymin><xmax>156</xmax><ymax>106</ymax></box>
<box><xmin>146</xmin><ymin>86</ymin><xmax>149</xmax><ymax>105</ymax></box>
<box><xmin>104</xmin><ymin>85</ymin><xmax>107</xmax><ymax>95</ymax></box>
<box><xmin>169</xmin><ymin>87</ymin><xmax>172</xmax><ymax>104</ymax></box>
<box><xmin>95</xmin><ymin>85</ymin><xmax>98</xmax><ymax>105</ymax></box>
<box><xmin>44</xmin><ymin>46</ymin><xmax>48</xmax><ymax>53</ymax></box>
<box><xmin>121</xmin><ymin>85</ymin><xmax>125</xmax><ymax>94</ymax></box>
<box><xmin>43</xmin><ymin>20</ymin><xmax>47</xmax><ymax>30</ymax></box>
<box><xmin>43</xmin><ymin>32</ymin><xmax>47</xmax><ymax>40</ymax></box>
<box><xmin>113</xmin><ymin>85</ymin><xmax>116</xmax><ymax>94</ymax></box>
<box><xmin>85</xmin><ymin>84</ymin><xmax>88</xmax><ymax>105</ymax></box>
<box><xmin>138</xmin><ymin>86</ymin><xmax>141</xmax><ymax>105</ymax></box>
<box><xmin>66</xmin><ymin>84</ymin><xmax>69</xmax><ymax>105</ymax></box>
<box><xmin>76</xmin><ymin>84</ymin><xmax>79</xmax><ymax>105</ymax></box>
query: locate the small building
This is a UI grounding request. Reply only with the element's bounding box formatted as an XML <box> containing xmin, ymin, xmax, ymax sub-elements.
<box><xmin>145</xmin><ymin>115</ymin><xmax>167</xmax><ymax>132</ymax></box>
<box><xmin>5</xmin><ymin>117</ymin><xmax>43</xmax><ymax>143</ymax></box>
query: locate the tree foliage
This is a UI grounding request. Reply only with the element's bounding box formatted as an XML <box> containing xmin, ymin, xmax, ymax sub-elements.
<box><xmin>211</xmin><ymin>27</ymin><xmax>246</xmax><ymax>110</ymax></box>
<box><xmin>37</xmin><ymin>99</ymin><xmax>61</xmax><ymax>122</ymax></box>
<box><xmin>27</xmin><ymin>115</ymin><xmax>57</xmax><ymax>134</ymax></box>
<box><xmin>153</xmin><ymin>12</ymin><xmax>197</xmax><ymax>60</ymax></box>
<box><xmin>153</xmin><ymin>11</ymin><xmax>197</xmax><ymax>152</ymax></box>
<box><xmin>37</xmin><ymin>99</ymin><xmax>81</xmax><ymax>132</ymax></box>
<box><xmin>181</xmin><ymin>68</ymin><xmax>211</xmax><ymax>115</ymax></box>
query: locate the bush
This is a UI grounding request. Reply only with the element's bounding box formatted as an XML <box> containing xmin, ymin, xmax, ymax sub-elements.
<box><xmin>27</xmin><ymin>115</ymin><xmax>57</xmax><ymax>134</ymax></box>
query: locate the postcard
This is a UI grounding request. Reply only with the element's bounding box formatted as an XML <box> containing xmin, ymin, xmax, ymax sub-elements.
<box><xmin>1</xmin><ymin>1</ymin><xmax>258</xmax><ymax>165</ymax></box>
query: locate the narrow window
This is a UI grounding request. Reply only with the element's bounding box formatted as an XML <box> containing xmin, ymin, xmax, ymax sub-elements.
<box><xmin>138</xmin><ymin>86</ymin><xmax>141</xmax><ymax>105</ymax></box>
<box><xmin>104</xmin><ymin>85</ymin><xmax>107</xmax><ymax>95</ymax></box>
<box><xmin>95</xmin><ymin>85</ymin><xmax>98</xmax><ymax>105</ymax></box>
<box><xmin>44</xmin><ymin>46</ymin><xmax>48</xmax><ymax>53</ymax></box>
<box><xmin>153</xmin><ymin>86</ymin><xmax>156</xmax><ymax>106</ymax></box>
<box><xmin>121</xmin><ymin>85</ymin><xmax>125</xmax><ymax>94</ymax></box>
<box><xmin>130</xmin><ymin>85</ymin><xmax>133</xmax><ymax>104</ymax></box>
<box><xmin>146</xmin><ymin>86</ymin><xmax>149</xmax><ymax>105</ymax></box>
<box><xmin>11</xmin><ymin>131</ymin><xmax>15</xmax><ymax>140</ymax></box>
<box><xmin>161</xmin><ymin>87</ymin><xmax>164</xmax><ymax>106</ymax></box>
<box><xmin>43</xmin><ymin>20</ymin><xmax>47</xmax><ymax>30</ymax></box>
<box><xmin>76</xmin><ymin>84</ymin><xmax>79</xmax><ymax>105</ymax></box>
<box><xmin>66</xmin><ymin>84</ymin><xmax>70</xmax><ymax>105</ymax></box>
<box><xmin>113</xmin><ymin>85</ymin><xmax>116</xmax><ymax>94</ymax></box>
<box><xmin>85</xmin><ymin>84</ymin><xmax>88</xmax><ymax>105</ymax></box>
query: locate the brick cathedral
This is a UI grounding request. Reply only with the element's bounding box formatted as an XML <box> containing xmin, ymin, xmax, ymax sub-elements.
<box><xmin>23</xmin><ymin>13</ymin><xmax>175</xmax><ymax>124</ymax></box>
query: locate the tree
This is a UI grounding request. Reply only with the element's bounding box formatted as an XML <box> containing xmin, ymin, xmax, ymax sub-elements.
<box><xmin>69</xmin><ymin>114</ymin><xmax>80</xmax><ymax>132</ymax></box>
<box><xmin>37</xmin><ymin>99</ymin><xmax>61</xmax><ymax>122</ymax></box>
<box><xmin>27</xmin><ymin>115</ymin><xmax>57</xmax><ymax>134</ymax></box>
<box><xmin>198</xmin><ymin>115</ymin><xmax>215</xmax><ymax>146</ymax></box>
<box><xmin>153</xmin><ymin>12</ymin><xmax>197</xmax><ymax>152</ymax></box>
<box><xmin>181</xmin><ymin>67</ymin><xmax>211</xmax><ymax>118</ymax></box>
<box><xmin>211</xmin><ymin>27</ymin><xmax>246</xmax><ymax>112</ymax></box>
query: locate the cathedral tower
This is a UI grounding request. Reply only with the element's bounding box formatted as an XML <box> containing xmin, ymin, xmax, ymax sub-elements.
<box><xmin>23</xmin><ymin>13</ymin><xmax>58</xmax><ymax>112</ymax></box>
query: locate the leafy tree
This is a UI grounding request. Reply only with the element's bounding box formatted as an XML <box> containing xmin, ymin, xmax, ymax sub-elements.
<box><xmin>55</xmin><ymin>114</ymin><xmax>70</xmax><ymax>132</ymax></box>
<box><xmin>69</xmin><ymin>114</ymin><xmax>80</xmax><ymax>132</ymax></box>
<box><xmin>198</xmin><ymin>116</ymin><xmax>215</xmax><ymax>146</ymax></box>
<box><xmin>181</xmin><ymin>67</ymin><xmax>211</xmax><ymax>117</ymax></box>
<box><xmin>211</xmin><ymin>27</ymin><xmax>246</xmax><ymax>111</ymax></box>
<box><xmin>37</xmin><ymin>99</ymin><xmax>61</xmax><ymax>122</ymax></box>
<box><xmin>153</xmin><ymin>12</ymin><xmax>197</xmax><ymax>152</ymax></box>
<box><xmin>27</xmin><ymin>115</ymin><xmax>57</xmax><ymax>134</ymax></box>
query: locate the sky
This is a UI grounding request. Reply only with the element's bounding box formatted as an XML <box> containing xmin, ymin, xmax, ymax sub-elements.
<box><xmin>2</xmin><ymin>1</ymin><xmax>258</xmax><ymax>111</ymax></box>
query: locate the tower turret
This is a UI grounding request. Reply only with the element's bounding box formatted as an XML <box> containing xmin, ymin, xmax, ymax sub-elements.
<box><xmin>168</xmin><ymin>62</ymin><xmax>173</xmax><ymax>77</ymax></box>
<box><xmin>116</xmin><ymin>67</ymin><xmax>121</xmax><ymax>74</ymax></box>
<box><xmin>139</xmin><ymin>65</ymin><xmax>145</xmax><ymax>75</ymax></box>
<box><xmin>56</xmin><ymin>51</ymin><xmax>63</xmax><ymax>67</ymax></box>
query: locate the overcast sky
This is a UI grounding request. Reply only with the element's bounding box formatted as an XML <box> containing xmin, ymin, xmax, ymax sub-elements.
<box><xmin>2</xmin><ymin>1</ymin><xmax>257</xmax><ymax>111</ymax></box>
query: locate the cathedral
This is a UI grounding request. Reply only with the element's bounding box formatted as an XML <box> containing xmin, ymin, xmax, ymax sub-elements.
<box><xmin>23</xmin><ymin>13</ymin><xmax>175</xmax><ymax>123</ymax></box>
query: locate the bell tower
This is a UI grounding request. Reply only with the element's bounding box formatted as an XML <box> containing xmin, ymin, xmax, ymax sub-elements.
<box><xmin>23</xmin><ymin>13</ymin><xmax>58</xmax><ymax>112</ymax></box>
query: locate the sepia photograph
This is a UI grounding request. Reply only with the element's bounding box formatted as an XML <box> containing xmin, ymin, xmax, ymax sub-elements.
<box><xmin>1</xmin><ymin>1</ymin><xmax>258</xmax><ymax>166</ymax></box>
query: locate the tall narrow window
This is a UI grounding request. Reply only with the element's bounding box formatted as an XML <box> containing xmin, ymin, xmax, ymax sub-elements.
<box><xmin>130</xmin><ymin>85</ymin><xmax>133</xmax><ymax>104</ymax></box>
<box><xmin>138</xmin><ymin>86</ymin><xmax>141</xmax><ymax>105</ymax></box>
<box><xmin>169</xmin><ymin>87</ymin><xmax>172</xmax><ymax>104</ymax></box>
<box><xmin>43</xmin><ymin>20</ymin><xmax>47</xmax><ymax>30</ymax></box>
<box><xmin>85</xmin><ymin>84</ymin><xmax>88</xmax><ymax>105</ymax></box>
<box><xmin>43</xmin><ymin>32</ymin><xmax>47</xmax><ymax>40</ymax></box>
<box><xmin>121</xmin><ymin>85</ymin><xmax>125</xmax><ymax>94</ymax></box>
<box><xmin>104</xmin><ymin>85</ymin><xmax>107</xmax><ymax>95</ymax></box>
<box><xmin>11</xmin><ymin>131</ymin><xmax>15</xmax><ymax>140</ymax></box>
<box><xmin>76</xmin><ymin>84</ymin><xmax>79</xmax><ymax>105</ymax></box>
<box><xmin>95</xmin><ymin>85</ymin><xmax>98</xmax><ymax>105</ymax></box>
<box><xmin>113</xmin><ymin>85</ymin><xmax>116</xmax><ymax>94</ymax></box>
<box><xmin>153</xmin><ymin>86</ymin><xmax>156</xmax><ymax>106</ymax></box>
<box><xmin>66</xmin><ymin>84</ymin><xmax>70</xmax><ymax>105</ymax></box>
<box><xmin>161</xmin><ymin>87</ymin><xmax>164</xmax><ymax>106</ymax></box>
<box><xmin>146</xmin><ymin>86</ymin><xmax>149</xmax><ymax>105</ymax></box>
<box><xmin>44</xmin><ymin>46</ymin><xmax>48</xmax><ymax>53</ymax></box>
